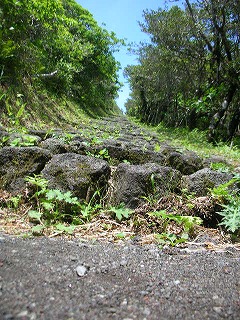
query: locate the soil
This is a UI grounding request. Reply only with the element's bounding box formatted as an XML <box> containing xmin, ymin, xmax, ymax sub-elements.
<box><xmin>0</xmin><ymin>233</ymin><xmax>240</xmax><ymax>320</ymax></box>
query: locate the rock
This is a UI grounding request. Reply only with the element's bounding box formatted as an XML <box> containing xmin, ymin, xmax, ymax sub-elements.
<box><xmin>27</xmin><ymin>129</ymin><xmax>52</xmax><ymax>140</ymax></box>
<box><xmin>0</xmin><ymin>146</ymin><xmax>52</xmax><ymax>193</ymax></box>
<box><xmin>90</xmin><ymin>139</ymin><xmax>129</xmax><ymax>162</ymax></box>
<box><xmin>76</xmin><ymin>265</ymin><xmax>88</xmax><ymax>277</ymax></box>
<box><xmin>182</xmin><ymin>168</ymin><xmax>233</xmax><ymax>196</ymax></box>
<box><xmin>203</xmin><ymin>155</ymin><xmax>228</xmax><ymax>168</ymax></box>
<box><xmin>40</xmin><ymin>138</ymin><xmax>68</xmax><ymax>154</ymax></box>
<box><xmin>127</xmin><ymin>147</ymin><xmax>166</xmax><ymax>165</ymax></box>
<box><xmin>41</xmin><ymin>153</ymin><xmax>110</xmax><ymax>201</ymax></box>
<box><xmin>166</xmin><ymin>151</ymin><xmax>203</xmax><ymax>174</ymax></box>
<box><xmin>111</xmin><ymin>163</ymin><xmax>182</xmax><ymax>208</ymax></box>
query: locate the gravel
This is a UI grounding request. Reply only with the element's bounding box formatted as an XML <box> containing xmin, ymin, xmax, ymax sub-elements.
<box><xmin>0</xmin><ymin>234</ymin><xmax>240</xmax><ymax>319</ymax></box>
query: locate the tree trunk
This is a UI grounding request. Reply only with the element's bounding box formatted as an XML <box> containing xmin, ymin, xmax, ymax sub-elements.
<box><xmin>227</xmin><ymin>106</ymin><xmax>240</xmax><ymax>141</ymax></box>
<box><xmin>208</xmin><ymin>82</ymin><xmax>237</xmax><ymax>143</ymax></box>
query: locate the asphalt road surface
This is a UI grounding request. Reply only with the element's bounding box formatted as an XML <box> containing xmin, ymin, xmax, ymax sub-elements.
<box><xmin>0</xmin><ymin>234</ymin><xmax>240</xmax><ymax>320</ymax></box>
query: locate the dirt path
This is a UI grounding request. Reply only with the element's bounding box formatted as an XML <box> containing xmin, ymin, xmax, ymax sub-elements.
<box><xmin>1</xmin><ymin>233</ymin><xmax>240</xmax><ymax>320</ymax></box>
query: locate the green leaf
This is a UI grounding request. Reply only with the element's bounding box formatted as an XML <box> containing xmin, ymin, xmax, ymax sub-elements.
<box><xmin>31</xmin><ymin>225</ymin><xmax>45</xmax><ymax>234</ymax></box>
<box><xmin>115</xmin><ymin>232</ymin><xmax>126</xmax><ymax>239</ymax></box>
<box><xmin>55</xmin><ymin>223</ymin><xmax>75</xmax><ymax>234</ymax></box>
<box><xmin>41</xmin><ymin>201</ymin><xmax>55</xmax><ymax>211</ymax></box>
<box><xmin>28</xmin><ymin>210</ymin><xmax>42</xmax><ymax>222</ymax></box>
<box><xmin>110</xmin><ymin>206</ymin><xmax>133</xmax><ymax>221</ymax></box>
<box><xmin>218</xmin><ymin>202</ymin><xmax>240</xmax><ymax>233</ymax></box>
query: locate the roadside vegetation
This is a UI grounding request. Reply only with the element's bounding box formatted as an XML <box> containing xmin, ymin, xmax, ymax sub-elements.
<box><xmin>0</xmin><ymin>0</ymin><xmax>239</xmax><ymax>247</ymax></box>
<box><xmin>125</xmin><ymin>0</ymin><xmax>240</xmax><ymax>144</ymax></box>
<box><xmin>0</xmin><ymin>0</ymin><xmax>122</xmax><ymax>128</ymax></box>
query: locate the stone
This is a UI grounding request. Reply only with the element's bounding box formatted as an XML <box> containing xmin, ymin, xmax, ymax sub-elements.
<box><xmin>41</xmin><ymin>153</ymin><xmax>110</xmax><ymax>201</ymax></box>
<box><xmin>111</xmin><ymin>163</ymin><xmax>182</xmax><ymax>208</ymax></box>
<box><xmin>0</xmin><ymin>146</ymin><xmax>52</xmax><ymax>193</ymax></box>
<box><xmin>40</xmin><ymin>138</ymin><xmax>68</xmax><ymax>154</ymax></box>
<box><xmin>166</xmin><ymin>151</ymin><xmax>203</xmax><ymax>174</ymax></box>
<box><xmin>76</xmin><ymin>265</ymin><xmax>88</xmax><ymax>277</ymax></box>
<box><xmin>182</xmin><ymin>168</ymin><xmax>233</xmax><ymax>196</ymax></box>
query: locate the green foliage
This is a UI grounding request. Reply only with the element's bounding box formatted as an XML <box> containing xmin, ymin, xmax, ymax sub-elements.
<box><xmin>156</xmin><ymin>232</ymin><xmax>189</xmax><ymax>247</ymax></box>
<box><xmin>25</xmin><ymin>175</ymin><xmax>87</xmax><ymax>233</ymax></box>
<box><xmin>210</xmin><ymin>162</ymin><xmax>233</xmax><ymax>173</ymax></box>
<box><xmin>7</xmin><ymin>195</ymin><xmax>22</xmax><ymax>209</ymax></box>
<box><xmin>10</xmin><ymin>135</ymin><xmax>38</xmax><ymax>147</ymax></box>
<box><xmin>80</xmin><ymin>190</ymin><xmax>102</xmax><ymax>220</ymax></box>
<box><xmin>125</xmin><ymin>1</ymin><xmax>240</xmax><ymax>141</ymax></box>
<box><xmin>150</xmin><ymin>210</ymin><xmax>202</xmax><ymax>246</ymax></box>
<box><xmin>150</xmin><ymin>210</ymin><xmax>202</xmax><ymax>233</ymax></box>
<box><xmin>210</xmin><ymin>176</ymin><xmax>240</xmax><ymax>202</ymax></box>
<box><xmin>86</xmin><ymin>148</ymin><xmax>110</xmax><ymax>161</ymax></box>
<box><xmin>0</xmin><ymin>136</ymin><xmax>9</xmax><ymax>147</ymax></box>
<box><xmin>0</xmin><ymin>0</ymin><xmax>122</xmax><ymax>117</ymax></box>
<box><xmin>218</xmin><ymin>200</ymin><xmax>240</xmax><ymax>233</ymax></box>
<box><xmin>108</xmin><ymin>205</ymin><xmax>133</xmax><ymax>221</ymax></box>
<box><xmin>4</xmin><ymin>98</ymin><xmax>27</xmax><ymax>128</ymax></box>
<box><xmin>210</xmin><ymin>175</ymin><xmax>240</xmax><ymax>234</ymax></box>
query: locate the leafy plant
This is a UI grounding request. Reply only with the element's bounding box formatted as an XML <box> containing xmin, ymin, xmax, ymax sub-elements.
<box><xmin>10</xmin><ymin>135</ymin><xmax>38</xmax><ymax>147</ymax></box>
<box><xmin>25</xmin><ymin>175</ymin><xmax>82</xmax><ymax>232</ymax></box>
<box><xmin>86</xmin><ymin>148</ymin><xmax>110</xmax><ymax>161</ymax></box>
<box><xmin>5</xmin><ymin>99</ymin><xmax>27</xmax><ymax>128</ymax></box>
<box><xmin>150</xmin><ymin>210</ymin><xmax>202</xmax><ymax>246</ymax></box>
<box><xmin>210</xmin><ymin>175</ymin><xmax>240</xmax><ymax>234</ymax></box>
<box><xmin>210</xmin><ymin>162</ymin><xmax>233</xmax><ymax>173</ymax></box>
<box><xmin>150</xmin><ymin>210</ymin><xmax>202</xmax><ymax>233</ymax></box>
<box><xmin>108</xmin><ymin>205</ymin><xmax>133</xmax><ymax>221</ymax></box>
<box><xmin>218</xmin><ymin>200</ymin><xmax>240</xmax><ymax>233</ymax></box>
<box><xmin>0</xmin><ymin>136</ymin><xmax>9</xmax><ymax>147</ymax></box>
<box><xmin>80</xmin><ymin>190</ymin><xmax>102</xmax><ymax>220</ymax></box>
<box><xmin>156</xmin><ymin>232</ymin><xmax>189</xmax><ymax>247</ymax></box>
<box><xmin>211</xmin><ymin>175</ymin><xmax>240</xmax><ymax>202</ymax></box>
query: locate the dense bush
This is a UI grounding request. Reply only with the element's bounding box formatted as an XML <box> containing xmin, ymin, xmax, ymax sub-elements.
<box><xmin>0</xmin><ymin>0</ymin><xmax>122</xmax><ymax>116</ymax></box>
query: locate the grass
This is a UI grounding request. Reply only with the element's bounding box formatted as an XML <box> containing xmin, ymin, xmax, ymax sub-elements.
<box><xmin>131</xmin><ymin>118</ymin><xmax>240</xmax><ymax>164</ymax></box>
<box><xmin>0</xmin><ymin>81</ymin><xmax>121</xmax><ymax>131</ymax></box>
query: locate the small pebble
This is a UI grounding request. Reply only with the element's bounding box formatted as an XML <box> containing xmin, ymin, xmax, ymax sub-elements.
<box><xmin>76</xmin><ymin>265</ymin><xmax>88</xmax><ymax>277</ymax></box>
<box><xmin>213</xmin><ymin>306</ymin><xmax>222</xmax><ymax>314</ymax></box>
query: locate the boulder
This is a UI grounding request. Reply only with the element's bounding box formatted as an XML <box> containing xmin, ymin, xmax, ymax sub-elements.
<box><xmin>127</xmin><ymin>147</ymin><xmax>166</xmax><ymax>165</ymax></box>
<box><xmin>41</xmin><ymin>153</ymin><xmax>110</xmax><ymax>202</ymax></box>
<box><xmin>182</xmin><ymin>168</ymin><xmax>233</xmax><ymax>196</ymax></box>
<box><xmin>111</xmin><ymin>163</ymin><xmax>182</xmax><ymax>208</ymax></box>
<box><xmin>40</xmin><ymin>138</ymin><xmax>68</xmax><ymax>154</ymax></box>
<box><xmin>90</xmin><ymin>139</ymin><xmax>129</xmax><ymax>162</ymax></box>
<box><xmin>166</xmin><ymin>151</ymin><xmax>203</xmax><ymax>174</ymax></box>
<box><xmin>0</xmin><ymin>146</ymin><xmax>52</xmax><ymax>193</ymax></box>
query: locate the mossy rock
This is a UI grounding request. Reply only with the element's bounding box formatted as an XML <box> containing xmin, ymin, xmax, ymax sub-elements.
<box><xmin>0</xmin><ymin>146</ymin><xmax>52</xmax><ymax>193</ymax></box>
<box><xmin>41</xmin><ymin>153</ymin><xmax>111</xmax><ymax>202</ymax></box>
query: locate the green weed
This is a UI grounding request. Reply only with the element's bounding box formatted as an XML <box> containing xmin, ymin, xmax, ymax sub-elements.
<box><xmin>210</xmin><ymin>175</ymin><xmax>240</xmax><ymax>234</ymax></box>
<box><xmin>25</xmin><ymin>175</ymin><xmax>100</xmax><ymax>234</ymax></box>
<box><xmin>107</xmin><ymin>205</ymin><xmax>133</xmax><ymax>221</ymax></box>
<box><xmin>10</xmin><ymin>135</ymin><xmax>38</xmax><ymax>147</ymax></box>
<box><xmin>151</xmin><ymin>210</ymin><xmax>202</xmax><ymax>246</ymax></box>
<box><xmin>218</xmin><ymin>200</ymin><xmax>240</xmax><ymax>233</ymax></box>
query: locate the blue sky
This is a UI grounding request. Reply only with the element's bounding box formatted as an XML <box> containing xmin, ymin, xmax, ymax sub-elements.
<box><xmin>77</xmin><ymin>1</ymin><xmax>175</xmax><ymax>111</ymax></box>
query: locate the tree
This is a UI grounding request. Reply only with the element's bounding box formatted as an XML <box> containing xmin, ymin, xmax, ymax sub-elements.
<box><xmin>0</xmin><ymin>0</ymin><xmax>121</xmax><ymax>114</ymax></box>
<box><xmin>125</xmin><ymin>0</ymin><xmax>240</xmax><ymax>142</ymax></box>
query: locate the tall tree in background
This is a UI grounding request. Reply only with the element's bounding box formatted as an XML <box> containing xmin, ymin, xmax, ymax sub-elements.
<box><xmin>0</xmin><ymin>0</ymin><xmax>121</xmax><ymax>114</ymax></box>
<box><xmin>125</xmin><ymin>0</ymin><xmax>239</xmax><ymax>142</ymax></box>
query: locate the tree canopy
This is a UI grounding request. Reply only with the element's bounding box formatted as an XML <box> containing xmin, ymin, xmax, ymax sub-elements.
<box><xmin>125</xmin><ymin>0</ymin><xmax>240</xmax><ymax>142</ymax></box>
<box><xmin>0</xmin><ymin>0</ymin><xmax>122</xmax><ymax>115</ymax></box>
